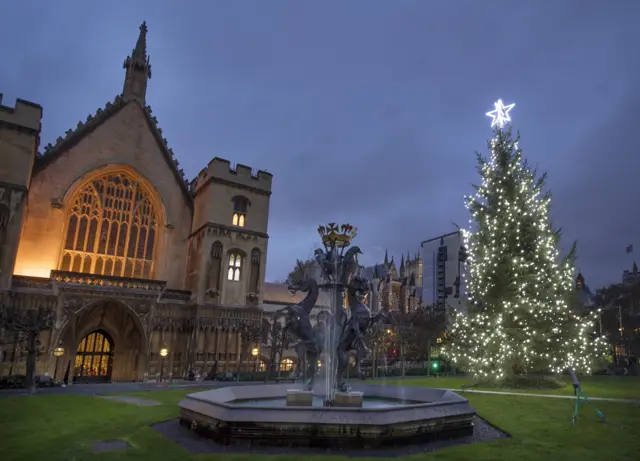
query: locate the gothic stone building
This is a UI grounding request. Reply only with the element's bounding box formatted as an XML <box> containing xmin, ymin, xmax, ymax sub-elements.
<box><xmin>0</xmin><ymin>23</ymin><xmax>272</xmax><ymax>383</ymax></box>
<box><xmin>362</xmin><ymin>250</ymin><xmax>423</xmax><ymax>314</ymax></box>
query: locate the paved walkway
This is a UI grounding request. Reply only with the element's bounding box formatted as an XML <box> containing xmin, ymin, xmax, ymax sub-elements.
<box><xmin>0</xmin><ymin>379</ymin><xmax>286</xmax><ymax>398</ymax></box>
<box><xmin>2</xmin><ymin>380</ymin><xmax>638</xmax><ymax>404</ymax></box>
<box><xmin>0</xmin><ymin>380</ymin><xmax>217</xmax><ymax>397</ymax></box>
<box><xmin>448</xmin><ymin>388</ymin><xmax>640</xmax><ymax>404</ymax></box>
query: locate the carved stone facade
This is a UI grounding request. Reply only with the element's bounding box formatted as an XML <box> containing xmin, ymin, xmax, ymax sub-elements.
<box><xmin>361</xmin><ymin>250</ymin><xmax>424</xmax><ymax>314</ymax></box>
<box><xmin>0</xmin><ymin>23</ymin><xmax>271</xmax><ymax>382</ymax></box>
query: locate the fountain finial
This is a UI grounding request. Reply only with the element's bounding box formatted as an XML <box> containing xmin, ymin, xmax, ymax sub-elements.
<box><xmin>317</xmin><ymin>223</ymin><xmax>358</xmax><ymax>249</ymax></box>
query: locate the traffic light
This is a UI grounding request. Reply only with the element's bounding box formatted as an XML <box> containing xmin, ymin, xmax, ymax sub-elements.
<box><xmin>431</xmin><ymin>360</ymin><xmax>440</xmax><ymax>372</ymax></box>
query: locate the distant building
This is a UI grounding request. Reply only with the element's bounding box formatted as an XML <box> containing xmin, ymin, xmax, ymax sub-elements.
<box><xmin>360</xmin><ymin>250</ymin><xmax>423</xmax><ymax>313</ymax></box>
<box><xmin>575</xmin><ymin>272</ymin><xmax>596</xmax><ymax>310</ymax></box>
<box><xmin>420</xmin><ymin>231</ymin><xmax>467</xmax><ymax>323</ymax></box>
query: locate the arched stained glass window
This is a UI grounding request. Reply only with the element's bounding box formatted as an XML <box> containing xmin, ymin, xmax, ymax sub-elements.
<box><xmin>59</xmin><ymin>172</ymin><xmax>158</xmax><ymax>279</ymax></box>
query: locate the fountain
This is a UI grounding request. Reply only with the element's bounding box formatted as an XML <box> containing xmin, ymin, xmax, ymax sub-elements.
<box><xmin>178</xmin><ymin>223</ymin><xmax>477</xmax><ymax>449</ymax></box>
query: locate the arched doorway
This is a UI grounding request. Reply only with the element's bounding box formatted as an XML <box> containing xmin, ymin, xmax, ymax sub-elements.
<box><xmin>74</xmin><ymin>330</ymin><xmax>114</xmax><ymax>383</ymax></box>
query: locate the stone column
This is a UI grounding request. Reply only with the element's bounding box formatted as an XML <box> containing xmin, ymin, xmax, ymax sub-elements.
<box><xmin>201</xmin><ymin>325</ymin><xmax>209</xmax><ymax>377</ymax></box>
<box><xmin>167</xmin><ymin>326</ymin><xmax>176</xmax><ymax>380</ymax></box>
<box><xmin>223</xmin><ymin>328</ymin><xmax>231</xmax><ymax>372</ymax></box>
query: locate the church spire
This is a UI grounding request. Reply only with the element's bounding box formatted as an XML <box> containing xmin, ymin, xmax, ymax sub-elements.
<box><xmin>399</xmin><ymin>254</ymin><xmax>405</xmax><ymax>276</ymax></box>
<box><xmin>384</xmin><ymin>249</ymin><xmax>389</xmax><ymax>266</ymax></box>
<box><xmin>122</xmin><ymin>22</ymin><xmax>152</xmax><ymax>103</ymax></box>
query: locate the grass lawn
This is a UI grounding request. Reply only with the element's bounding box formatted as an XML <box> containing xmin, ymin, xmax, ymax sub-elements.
<box><xmin>379</xmin><ymin>374</ymin><xmax>640</xmax><ymax>400</ymax></box>
<box><xmin>1</xmin><ymin>386</ymin><xmax>639</xmax><ymax>461</ymax></box>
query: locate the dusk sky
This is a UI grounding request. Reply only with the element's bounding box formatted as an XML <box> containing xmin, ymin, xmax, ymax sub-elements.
<box><xmin>2</xmin><ymin>0</ymin><xmax>639</xmax><ymax>289</ymax></box>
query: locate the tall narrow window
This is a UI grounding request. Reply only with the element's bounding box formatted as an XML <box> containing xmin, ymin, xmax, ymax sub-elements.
<box><xmin>208</xmin><ymin>241</ymin><xmax>223</xmax><ymax>292</ymax></box>
<box><xmin>227</xmin><ymin>251</ymin><xmax>243</xmax><ymax>281</ymax></box>
<box><xmin>59</xmin><ymin>172</ymin><xmax>158</xmax><ymax>279</ymax></box>
<box><xmin>232</xmin><ymin>196</ymin><xmax>249</xmax><ymax>227</ymax></box>
<box><xmin>249</xmin><ymin>248</ymin><xmax>261</xmax><ymax>293</ymax></box>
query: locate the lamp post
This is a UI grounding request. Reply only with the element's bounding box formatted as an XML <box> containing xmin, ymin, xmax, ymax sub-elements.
<box><xmin>159</xmin><ymin>347</ymin><xmax>169</xmax><ymax>383</ymax></box>
<box><xmin>53</xmin><ymin>346</ymin><xmax>64</xmax><ymax>381</ymax></box>
<box><xmin>251</xmin><ymin>347</ymin><xmax>259</xmax><ymax>372</ymax></box>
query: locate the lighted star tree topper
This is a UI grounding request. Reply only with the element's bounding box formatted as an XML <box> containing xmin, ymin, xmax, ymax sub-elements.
<box><xmin>444</xmin><ymin>102</ymin><xmax>607</xmax><ymax>381</ymax></box>
<box><xmin>486</xmin><ymin>99</ymin><xmax>515</xmax><ymax>129</ymax></box>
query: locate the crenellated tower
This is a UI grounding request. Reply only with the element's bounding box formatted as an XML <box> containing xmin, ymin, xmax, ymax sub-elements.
<box><xmin>0</xmin><ymin>95</ymin><xmax>42</xmax><ymax>288</ymax></box>
<box><xmin>189</xmin><ymin>158</ymin><xmax>273</xmax><ymax>306</ymax></box>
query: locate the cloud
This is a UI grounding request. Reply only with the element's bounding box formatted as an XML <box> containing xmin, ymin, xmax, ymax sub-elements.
<box><xmin>2</xmin><ymin>0</ymin><xmax>639</xmax><ymax>287</ymax></box>
<box><xmin>552</xmin><ymin>92</ymin><xmax>640</xmax><ymax>286</ymax></box>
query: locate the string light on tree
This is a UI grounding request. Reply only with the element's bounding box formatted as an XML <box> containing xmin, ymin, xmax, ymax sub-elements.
<box><xmin>444</xmin><ymin>99</ymin><xmax>607</xmax><ymax>381</ymax></box>
<box><xmin>486</xmin><ymin>99</ymin><xmax>516</xmax><ymax>129</ymax></box>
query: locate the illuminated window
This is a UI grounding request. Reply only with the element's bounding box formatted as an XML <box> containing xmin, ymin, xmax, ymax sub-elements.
<box><xmin>232</xmin><ymin>196</ymin><xmax>249</xmax><ymax>227</ymax></box>
<box><xmin>280</xmin><ymin>358</ymin><xmax>294</xmax><ymax>371</ymax></box>
<box><xmin>259</xmin><ymin>360</ymin><xmax>267</xmax><ymax>372</ymax></box>
<box><xmin>59</xmin><ymin>172</ymin><xmax>158</xmax><ymax>279</ymax></box>
<box><xmin>74</xmin><ymin>330</ymin><xmax>113</xmax><ymax>382</ymax></box>
<box><xmin>227</xmin><ymin>252</ymin><xmax>243</xmax><ymax>281</ymax></box>
<box><xmin>614</xmin><ymin>344</ymin><xmax>629</xmax><ymax>357</ymax></box>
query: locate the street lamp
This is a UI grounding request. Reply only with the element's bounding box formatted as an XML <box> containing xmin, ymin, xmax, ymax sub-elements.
<box><xmin>53</xmin><ymin>345</ymin><xmax>64</xmax><ymax>381</ymax></box>
<box><xmin>159</xmin><ymin>347</ymin><xmax>169</xmax><ymax>383</ymax></box>
<box><xmin>251</xmin><ymin>347</ymin><xmax>259</xmax><ymax>372</ymax></box>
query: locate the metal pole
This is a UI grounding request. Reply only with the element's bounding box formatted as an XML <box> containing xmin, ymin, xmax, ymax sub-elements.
<box><xmin>54</xmin><ymin>357</ymin><xmax>60</xmax><ymax>381</ymax></box>
<box><xmin>618</xmin><ymin>306</ymin><xmax>623</xmax><ymax>334</ymax></box>
<box><xmin>427</xmin><ymin>339</ymin><xmax>431</xmax><ymax>376</ymax></box>
<box><xmin>599</xmin><ymin>311</ymin><xmax>603</xmax><ymax>336</ymax></box>
<box><xmin>618</xmin><ymin>305</ymin><xmax>625</xmax><ymax>359</ymax></box>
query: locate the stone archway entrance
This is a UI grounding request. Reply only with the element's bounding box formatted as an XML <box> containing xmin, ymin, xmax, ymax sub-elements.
<box><xmin>73</xmin><ymin>330</ymin><xmax>114</xmax><ymax>383</ymax></box>
<box><xmin>61</xmin><ymin>299</ymin><xmax>147</xmax><ymax>383</ymax></box>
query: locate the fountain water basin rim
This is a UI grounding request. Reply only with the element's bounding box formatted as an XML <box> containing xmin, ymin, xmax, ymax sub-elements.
<box><xmin>179</xmin><ymin>383</ymin><xmax>476</xmax><ymax>427</ymax></box>
<box><xmin>231</xmin><ymin>395</ymin><xmax>424</xmax><ymax>409</ymax></box>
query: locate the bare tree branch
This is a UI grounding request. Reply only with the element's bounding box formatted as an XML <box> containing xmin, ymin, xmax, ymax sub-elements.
<box><xmin>0</xmin><ymin>305</ymin><xmax>55</xmax><ymax>394</ymax></box>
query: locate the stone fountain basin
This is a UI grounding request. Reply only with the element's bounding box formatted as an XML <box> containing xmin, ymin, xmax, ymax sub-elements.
<box><xmin>178</xmin><ymin>383</ymin><xmax>476</xmax><ymax>448</ymax></box>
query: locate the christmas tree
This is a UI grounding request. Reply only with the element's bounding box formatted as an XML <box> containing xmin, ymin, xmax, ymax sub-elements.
<box><xmin>446</xmin><ymin>101</ymin><xmax>606</xmax><ymax>381</ymax></box>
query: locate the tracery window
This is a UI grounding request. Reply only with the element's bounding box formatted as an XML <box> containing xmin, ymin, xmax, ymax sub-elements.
<box><xmin>59</xmin><ymin>172</ymin><xmax>158</xmax><ymax>279</ymax></box>
<box><xmin>227</xmin><ymin>251</ymin><xmax>242</xmax><ymax>281</ymax></box>
<box><xmin>232</xmin><ymin>196</ymin><xmax>249</xmax><ymax>227</ymax></box>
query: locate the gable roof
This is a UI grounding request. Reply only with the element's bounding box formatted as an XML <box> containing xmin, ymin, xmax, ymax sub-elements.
<box><xmin>262</xmin><ymin>282</ymin><xmax>330</xmax><ymax>307</ymax></box>
<box><xmin>34</xmin><ymin>94</ymin><xmax>193</xmax><ymax>207</ymax></box>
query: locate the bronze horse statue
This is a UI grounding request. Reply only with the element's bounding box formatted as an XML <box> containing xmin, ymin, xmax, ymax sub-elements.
<box><xmin>335</xmin><ymin>275</ymin><xmax>388</xmax><ymax>391</ymax></box>
<box><xmin>281</xmin><ymin>271</ymin><xmax>322</xmax><ymax>389</ymax></box>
